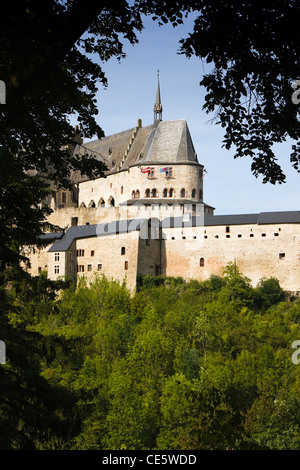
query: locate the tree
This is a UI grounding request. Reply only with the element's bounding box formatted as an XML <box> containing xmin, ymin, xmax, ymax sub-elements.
<box><xmin>0</xmin><ymin>2</ymin><xmax>144</xmax><ymax>449</ymax></box>
<box><xmin>0</xmin><ymin>1</ymin><xmax>146</xmax><ymax>279</ymax></box>
<box><xmin>255</xmin><ymin>277</ymin><xmax>287</xmax><ymax>310</ymax></box>
<box><xmin>137</xmin><ymin>0</ymin><xmax>300</xmax><ymax>184</ymax></box>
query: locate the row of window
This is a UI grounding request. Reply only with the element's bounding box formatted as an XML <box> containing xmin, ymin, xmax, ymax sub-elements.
<box><xmin>54</xmin><ymin>261</ymin><xmax>129</xmax><ymax>275</ymax></box>
<box><xmin>75</xmin><ymin>248</ymin><xmax>126</xmax><ymax>257</ymax></box>
<box><xmin>80</xmin><ymin>196</ymin><xmax>115</xmax><ymax>209</ymax></box>
<box><xmin>54</xmin><ymin>252</ymin><xmax>287</xmax><ymax>276</ymax></box>
<box><xmin>198</xmin><ymin>253</ymin><xmax>286</xmax><ymax>268</ymax></box>
<box><xmin>81</xmin><ymin>188</ymin><xmax>202</xmax><ymax>208</ymax></box>
<box><xmin>204</xmin><ymin>232</ymin><xmax>281</xmax><ymax>239</ymax></box>
<box><xmin>146</xmin><ymin>167</ymin><xmax>173</xmax><ymax>178</ymax></box>
<box><xmin>169</xmin><ymin>232</ymin><xmax>282</xmax><ymax>240</ymax></box>
<box><xmin>56</xmin><ymin>248</ymin><xmax>127</xmax><ymax>260</ymax></box>
<box><xmin>141</xmin><ymin>167</ymin><xmax>203</xmax><ymax>179</ymax></box>
<box><xmin>136</xmin><ymin>188</ymin><xmax>201</xmax><ymax>199</ymax></box>
<box><xmin>76</xmin><ymin>261</ymin><xmax>128</xmax><ymax>272</ymax></box>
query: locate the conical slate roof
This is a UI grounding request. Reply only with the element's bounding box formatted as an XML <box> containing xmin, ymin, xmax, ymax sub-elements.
<box><xmin>71</xmin><ymin>118</ymin><xmax>200</xmax><ymax>183</ymax></box>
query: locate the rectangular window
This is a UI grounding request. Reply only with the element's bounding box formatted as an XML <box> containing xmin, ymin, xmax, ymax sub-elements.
<box><xmin>62</xmin><ymin>192</ymin><xmax>66</xmax><ymax>204</ymax></box>
<box><xmin>121</xmin><ymin>186</ymin><xmax>124</xmax><ymax>194</ymax></box>
<box><xmin>125</xmin><ymin>261</ymin><xmax>128</xmax><ymax>270</ymax></box>
<box><xmin>54</xmin><ymin>265</ymin><xmax>60</xmax><ymax>274</ymax></box>
<box><xmin>97</xmin><ymin>264</ymin><xmax>102</xmax><ymax>271</ymax></box>
<box><xmin>87</xmin><ymin>264</ymin><xmax>92</xmax><ymax>272</ymax></box>
<box><xmin>91</xmin><ymin>250</ymin><xmax>95</xmax><ymax>257</ymax></box>
<box><xmin>166</xmin><ymin>167</ymin><xmax>173</xmax><ymax>177</ymax></box>
<box><xmin>55</xmin><ymin>253</ymin><xmax>60</xmax><ymax>262</ymax></box>
<box><xmin>76</xmin><ymin>249</ymin><xmax>85</xmax><ymax>257</ymax></box>
<box><xmin>150</xmin><ymin>167</ymin><xmax>155</xmax><ymax>178</ymax></box>
<box><xmin>279</xmin><ymin>253</ymin><xmax>285</xmax><ymax>259</ymax></box>
<box><xmin>77</xmin><ymin>265</ymin><xmax>84</xmax><ymax>272</ymax></box>
<box><xmin>226</xmin><ymin>226</ymin><xmax>230</xmax><ymax>233</ymax></box>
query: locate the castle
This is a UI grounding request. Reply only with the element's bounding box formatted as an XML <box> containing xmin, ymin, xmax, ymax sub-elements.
<box><xmin>26</xmin><ymin>74</ymin><xmax>300</xmax><ymax>294</ymax></box>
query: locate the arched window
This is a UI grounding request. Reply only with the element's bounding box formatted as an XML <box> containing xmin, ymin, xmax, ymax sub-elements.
<box><xmin>169</xmin><ymin>188</ymin><xmax>174</xmax><ymax>197</ymax></box>
<box><xmin>163</xmin><ymin>188</ymin><xmax>168</xmax><ymax>197</ymax></box>
<box><xmin>80</xmin><ymin>202</ymin><xmax>86</xmax><ymax>208</ymax></box>
<box><xmin>152</xmin><ymin>188</ymin><xmax>157</xmax><ymax>197</ymax></box>
<box><xmin>200</xmin><ymin>257</ymin><xmax>205</xmax><ymax>267</ymax></box>
<box><xmin>89</xmin><ymin>200</ymin><xmax>96</xmax><ymax>208</ymax></box>
<box><xmin>136</xmin><ymin>190</ymin><xmax>140</xmax><ymax>199</ymax></box>
<box><xmin>145</xmin><ymin>188</ymin><xmax>150</xmax><ymax>198</ymax></box>
<box><xmin>98</xmin><ymin>198</ymin><xmax>105</xmax><ymax>207</ymax></box>
<box><xmin>132</xmin><ymin>190</ymin><xmax>136</xmax><ymax>199</ymax></box>
<box><xmin>191</xmin><ymin>188</ymin><xmax>197</xmax><ymax>199</ymax></box>
<box><xmin>180</xmin><ymin>188</ymin><xmax>186</xmax><ymax>198</ymax></box>
<box><xmin>108</xmin><ymin>196</ymin><xmax>115</xmax><ymax>207</ymax></box>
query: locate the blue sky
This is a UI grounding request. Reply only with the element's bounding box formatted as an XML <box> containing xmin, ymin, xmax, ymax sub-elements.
<box><xmin>81</xmin><ymin>14</ymin><xmax>299</xmax><ymax>216</ymax></box>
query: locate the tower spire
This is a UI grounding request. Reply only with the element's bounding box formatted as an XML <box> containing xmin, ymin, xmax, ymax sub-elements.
<box><xmin>153</xmin><ymin>70</ymin><xmax>163</xmax><ymax>122</ymax></box>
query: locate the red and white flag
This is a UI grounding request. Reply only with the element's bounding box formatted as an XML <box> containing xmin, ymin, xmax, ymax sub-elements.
<box><xmin>141</xmin><ymin>167</ymin><xmax>151</xmax><ymax>173</ymax></box>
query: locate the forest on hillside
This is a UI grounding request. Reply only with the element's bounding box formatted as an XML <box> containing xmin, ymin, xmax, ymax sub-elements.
<box><xmin>1</xmin><ymin>263</ymin><xmax>300</xmax><ymax>450</ymax></box>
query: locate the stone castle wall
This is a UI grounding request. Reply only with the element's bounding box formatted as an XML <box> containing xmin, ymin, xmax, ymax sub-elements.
<box><xmin>26</xmin><ymin>218</ymin><xmax>300</xmax><ymax>293</ymax></box>
<box><xmin>161</xmin><ymin>222</ymin><xmax>300</xmax><ymax>293</ymax></box>
<box><xmin>77</xmin><ymin>163</ymin><xmax>204</xmax><ymax>208</ymax></box>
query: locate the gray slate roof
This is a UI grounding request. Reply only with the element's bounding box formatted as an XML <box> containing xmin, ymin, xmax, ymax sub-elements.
<box><xmin>48</xmin><ymin>219</ymin><xmax>148</xmax><ymax>252</ymax></box>
<box><xmin>71</xmin><ymin>119</ymin><xmax>200</xmax><ymax>183</ymax></box>
<box><xmin>161</xmin><ymin>211</ymin><xmax>300</xmax><ymax>228</ymax></box>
